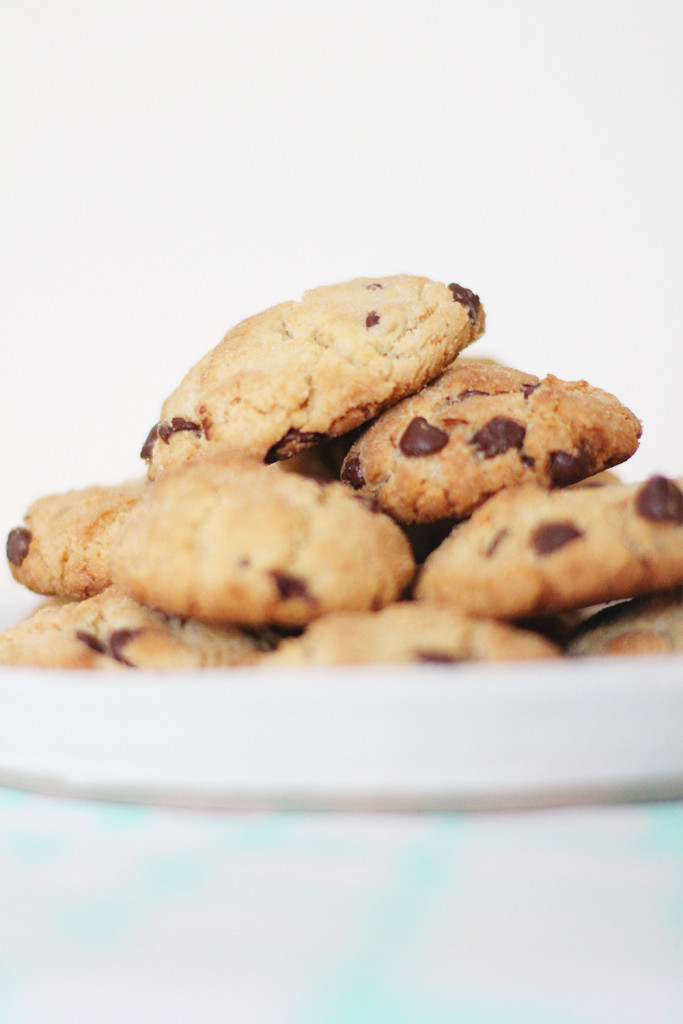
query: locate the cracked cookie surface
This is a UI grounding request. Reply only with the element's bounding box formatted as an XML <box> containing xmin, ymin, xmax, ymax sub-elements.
<box><xmin>415</xmin><ymin>475</ymin><xmax>683</xmax><ymax>619</ymax></box>
<box><xmin>142</xmin><ymin>275</ymin><xmax>485</xmax><ymax>478</ymax></box>
<box><xmin>6</xmin><ymin>480</ymin><xmax>149</xmax><ymax>600</ymax></box>
<box><xmin>340</xmin><ymin>361</ymin><xmax>642</xmax><ymax>522</ymax></box>
<box><xmin>263</xmin><ymin>601</ymin><xmax>561</xmax><ymax>665</ymax></box>
<box><xmin>111</xmin><ymin>455</ymin><xmax>416</xmax><ymax>627</ymax></box>
<box><xmin>0</xmin><ymin>587</ymin><xmax>267</xmax><ymax>669</ymax></box>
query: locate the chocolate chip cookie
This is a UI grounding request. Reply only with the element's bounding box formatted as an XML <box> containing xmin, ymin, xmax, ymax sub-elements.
<box><xmin>142</xmin><ymin>275</ymin><xmax>485</xmax><ymax>478</ymax></box>
<box><xmin>111</xmin><ymin>455</ymin><xmax>416</xmax><ymax>627</ymax></box>
<box><xmin>263</xmin><ymin>601</ymin><xmax>561</xmax><ymax>665</ymax></box>
<box><xmin>415</xmin><ymin>475</ymin><xmax>683</xmax><ymax>619</ymax></box>
<box><xmin>6</xmin><ymin>480</ymin><xmax>148</xmax><ymax>600</ymax></box>
<box><xmin>0</xmin><ymin>587</ymin><xmax>268</xmax><ymax>669</ymax></box>
<box><xmin>567</xmin><ymin>587</ymin><xmax>683</xmax><ymax>657</ymax></box>
<box><xmin>340</xmin><ymin>361</ymin><xmax>642</xmax><ymax>522</ymax></box>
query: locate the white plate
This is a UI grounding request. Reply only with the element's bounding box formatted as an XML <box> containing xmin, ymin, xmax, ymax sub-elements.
<box><xmin>0</xmin><ymin>599</ymin><xmax>682</xmax><ymax>810</ymax></box>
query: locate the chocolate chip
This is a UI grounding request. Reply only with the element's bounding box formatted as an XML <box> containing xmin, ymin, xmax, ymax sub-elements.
<box><xmin>74</xmin><ymin>631</ymin><xmax>108</xmax><ymax>656</ymax></box>
<box><xmin>521</xmin><ymin>381</ymin><xmax>541</xmax><ymax>399</ymax></box>
<box><xmin>399</xmin><ymin>417</ymin><xmax>449</xmax><ymax>457</ymax></box>
<box><xmin>109</xmin><ymin>628</ymin><xmax>144</xmax><ymax>667</ymax></box>
<box><xmin>340</xmin><ymin>453</ymin><xmax>366</xmax><ymax>489</ymax></box>
<box><xmin>521</xmin><ymin>454</ymin><xmax>535</xmax><ymax>469</ymax></box>
<box><xmin>366</xmin><ymin>282</ymin><xmax>383</xmax><ymax>290</ymax></box>
<box><xmin>549</xmin><ymin>445</ymin><xmax>592</xmax><ymax>487</ymax></box>
<box><xmin>471</xmin><ymin>417</ymin><xmax>526</xmax><ymax>458</ymax></box>
<box><xmin>157</xmin><ymin>417</ymin><xmax>202</xmax><ymax>444</ymax></box>
<box><xmin>265</xmin><ymin>429</ymin><xmax>326</xmax><ymax>463</ymax></box>
<box><xmin>416</xmin><ymin>650</ymin><xmax>460</xmax><ymax>664</ymax></box>
<box><xmin>531</xmin><ymin>521</ymin><xmax>583</xmax><ymax>556</ymax></box>
<box><xmin>366</xmin><ymin>311</ymin><xmax>380</xmax><ymax>328</ymax></box>
<box><xmin>6</xmin><ymin>527</ymin><xmax>32</xmax><ymax>566</ymax></box>
<box><xmin>485</xmin><ymin>527</ymin><xmax>509</xmax><ymax>557</ymax></box>
<box><xmin>270</xmin><ymin>571</ymin><xmax>312</xmax><ymax>601</ymax></box>
<box><xmin>635</xmin><ymin>476</ymin><xmax>683</xmax><ymax>524</ymax></box>
<box><xmin>140</xmin><ymin>423</ymin><xmax>160</xmax><ymax>460</ymax></box>
<box><xmin>447</xmin><ymin>283</ymin><xmax>480</xmax><ymax>321</ymax></box>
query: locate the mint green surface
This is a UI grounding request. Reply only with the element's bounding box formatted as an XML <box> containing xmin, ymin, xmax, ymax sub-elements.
<box><xmin>1</xmin><ymin>790</ymin><xmax>682</xmax><ymax>1024</ymax></box>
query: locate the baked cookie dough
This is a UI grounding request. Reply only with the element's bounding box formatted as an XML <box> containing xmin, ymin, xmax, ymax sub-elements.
<box><xmin>263</xmin><ymin>601</ymin><xmax>560</xmax><ymax>665</ymax></box>
<box><xmin>111</xmin><ymin>455</ymin><xmax>416</xmax><ymax>627</ymax></box>
<box><xmin>567</xmin><ymin>588</ymin><xmax>683</xmax><ymax>656</ymax></box>
<box><xmin>0</xmin><ymin>587</ymin><xmax>268</xmax><ymax>669</ymax></box>
<box><xmin>6</xmin><ymin>480</ymin><xmax>148</xmax><ymax>600</ymax></box>
<box><xmin>142</xmin><ymin>275</ymin><xmax>485</xmax><ymax>478</ymax></box>
<box><xmin>415</xmin><ymin>475</ymin><xmax>683</xmax><ymax>619</ymax></box>
<box><xmin>340</xmin><ymin>361</ymin><xmax>641</xmax><ymax>522</ymax></box>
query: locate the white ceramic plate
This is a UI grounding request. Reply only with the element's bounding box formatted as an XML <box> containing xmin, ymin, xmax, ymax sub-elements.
<box><xmin>1</xmin><ymin>598</ymin><xmax>682</xmax><ymax>810</ymax></box>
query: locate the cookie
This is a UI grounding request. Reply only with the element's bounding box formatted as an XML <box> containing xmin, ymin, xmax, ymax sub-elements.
<box><xmin>340</xmin><ymin>361</ymin><xmax>641</xmax><ymax>522</ymax></box>
<box><xmin>141</xmin><ymin>275</ymin><xmax>485</xmax><ymax>478</ymax></box>
<box><xmin>567</xmin><ymin>588</ymin><xmax>683</xmax><ymax>657</ymax></box>
<box><xmin>263</xmin><ymin>601</ymin><xmax>561</xmax><ymax>665</ymax></box>
<box><xmin>0</xmin><ymin>587</ymin><xmax>268</xmax><ymax>669</ymax></box>
<box><xmin>111</xmin><ymin>455</ymin><xmax>416</xmax><ymax>627</ymax></box>
<box><xmin>415</xmin><ymin>475</ymin><xmax>683</xmax><ymax>619</ymax></box>
<box><xmin>6</xmin><ymin>480</ymin><xmax>148</xmax><ymax>599</ymax></box>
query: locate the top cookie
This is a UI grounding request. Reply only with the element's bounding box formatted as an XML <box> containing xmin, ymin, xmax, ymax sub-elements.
<box><xmin>141</xmin><ymin>275</ymin><xmax>485</xmax><ymax>478</ymax></box>
<box><xmin>340</xmin><ymin>361</ymin><xmax>642</xmax><ymax>522</ymax></box>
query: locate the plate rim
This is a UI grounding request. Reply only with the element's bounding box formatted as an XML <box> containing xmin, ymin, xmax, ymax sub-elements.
<box><xmin>0</xmin><ymin>654</ymin><xmax>681</xmax><ymax>811</ymax></box>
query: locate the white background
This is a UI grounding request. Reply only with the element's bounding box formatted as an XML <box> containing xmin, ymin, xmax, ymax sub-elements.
<box><xmin>1</xmin><ymin>0</ymin><xmax>682</xmax><ymax>599</ymax></box>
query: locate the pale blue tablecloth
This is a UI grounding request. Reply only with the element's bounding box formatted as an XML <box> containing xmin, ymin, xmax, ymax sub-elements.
<box><xmin>1</xmin><ymin>788</ymin><xmax>681</xmax><ymax>1024</ymax></box>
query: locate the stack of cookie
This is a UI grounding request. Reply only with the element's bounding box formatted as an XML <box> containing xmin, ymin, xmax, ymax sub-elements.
<box><xmin>2</xmin><ymin>275</ymin><xmax>682</xmax><ymax>669</ymax></box>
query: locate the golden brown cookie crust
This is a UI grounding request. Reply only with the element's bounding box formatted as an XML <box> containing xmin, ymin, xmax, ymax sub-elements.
<box><xmin>111</xmin><ymin>455</ymin><xmax>416</xmax><ymax>627</ymax></box>
<box><xmin>6</xmin><ymin>480</ymin><xmax>149</xmax><ymax>600</ymax></box>
<box><xmin>0</xmin><ymin>587</ymin><xmax>267</xmax><ymax>669</ymax></box>
<box><xmin>415</xmin><ymin>476</ymin><xmax>683</xmax><ymax>619</ymax></box>
<box><xmin>340</xmin><ymin>362</ymin><xmax>642</xmax><ymax>522</ymax></box>
<box><xmin>142</xmin><ymin>275</ymin><xmax>485</xmax><ymax>478</ymax></box>
<box><xmin>567</xmin><ymin>588</ymin><xmax>683</xmax><ymax>656</ymax></box>
<box><xmin>263</xmin><ymin>601</ymin><xmax>561</xmax><ymax>665</ymax></box>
